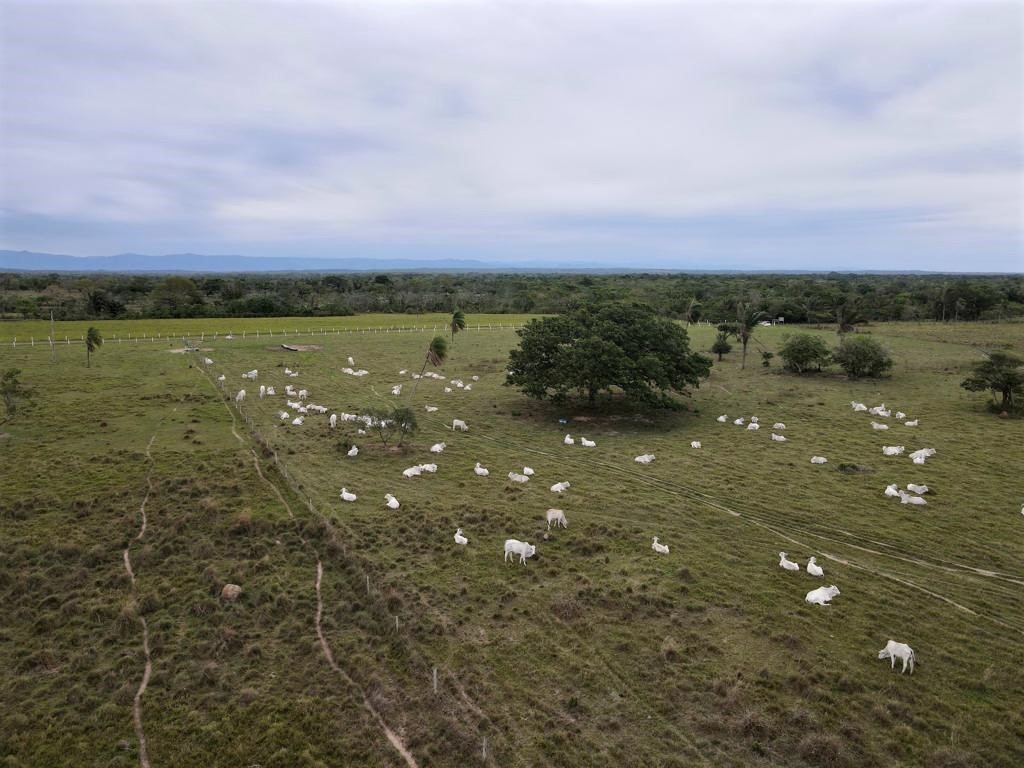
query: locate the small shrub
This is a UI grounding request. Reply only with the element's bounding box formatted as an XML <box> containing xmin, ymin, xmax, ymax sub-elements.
<box><xmin>833</xmin><ymin>336</ymin><xmax>893</xmax><ymax>379</ymax></box>
<box><xmin>778</xmin><ymin>333</ymin><xmax>831</xmax><ymax>373</ymax></box>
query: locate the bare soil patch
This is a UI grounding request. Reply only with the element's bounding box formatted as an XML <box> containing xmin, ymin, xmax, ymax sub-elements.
<box><xmin>276</xmin><ymin>344</ymin><xmax>322</xmax><ymax>352</ymax></box>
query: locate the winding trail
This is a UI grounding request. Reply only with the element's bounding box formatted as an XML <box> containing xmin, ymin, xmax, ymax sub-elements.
<box><xmin>132</xmin><ymin>616</ymin><xmax>153</xmax><ymax>768</ymax></box>
<box><xmin>121</xmin><ymin>408</ymin><xmax>176</xmax><ymax>767</ymax></box>
<box><xmin>315</xmin><ymin>561</ymin><xmax>420</xmax><ymax>768</ymax></box>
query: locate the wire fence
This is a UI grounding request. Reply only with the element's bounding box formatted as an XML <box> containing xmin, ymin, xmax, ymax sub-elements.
<box><xmin>0</xmin><ymin>322</ymin><xmax>529</xmax><ymax>350</ymax></box>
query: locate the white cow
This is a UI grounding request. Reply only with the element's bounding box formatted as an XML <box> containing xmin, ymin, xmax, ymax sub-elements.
<box><xmin>634</xmin><ymin>453</ymin><xmax>656</xmax><ymax>464</ymax></box>
<box><xmin>452</xmin><ymin>419</ymin><xmax>469</xmax><ymax>431</ymax></box>
<box><xmin>550</xmin><ymin>481</ymin><xmax>571</xmax><ymax>493</ymax></box>
<box><xmin>546</xmin><ymin>508</ymin><xmax>568</xmax><ymax>530</ymax></box>
<box><xmin>430</xmin><ymin>442</ymin><xmax>446</xmax><ymax>453</ymax></box>
<box><xmin>805</xmin><ymin>585</ymin><xmax>840</xmax><ymax>606</ymax></box>
<box><xmin>504</xmin><ymin>539</ymin><xmax>536</xmax><ymax>565</ymax></box>
<box><xmin>878</xmin><ymin>640</ymin><xmax>916</xmax><ymax>674</ymax></box>
<box><xmin>235</xmin><ymin>389</ymin><xmax>246</xmax><ymax>403</ymax></box>
<box><xmin>329</xmin><ymin>413</ymin><xmax>338</xmax><ymax>429</ymax></box>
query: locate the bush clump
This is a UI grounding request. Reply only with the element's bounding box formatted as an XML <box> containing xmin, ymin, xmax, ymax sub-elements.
<box><xmin>832</xmin><ymin>336</ymin><xmax>893</xmax><ymax>379</ymax></box>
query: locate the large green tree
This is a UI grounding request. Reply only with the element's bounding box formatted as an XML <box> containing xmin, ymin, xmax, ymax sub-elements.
<box><xmin>961</xmin><ymin>351</ymin><xmax>1024</xmax><ymax>412</ymax></box>
<box><xmin>506</xmin><ymin>301</ymin><xmax>711</xmax><ymax>408</ymax></box>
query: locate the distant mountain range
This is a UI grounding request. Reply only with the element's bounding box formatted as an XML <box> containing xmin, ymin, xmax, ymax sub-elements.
<box><xmin>0</xmin><ymin>249</ymin><xmax>1010</xmax><ymax>275</ymax></box>
<box><xmin>0</xmin><ymin>250</ymin><xmax>530</xmax><ymax>273</ymax></box>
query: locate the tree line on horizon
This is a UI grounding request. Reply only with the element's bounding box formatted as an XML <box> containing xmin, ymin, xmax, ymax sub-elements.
<box><xmin>1</xmin><ymin>271</ymin><xmax>1022</xmax><ymax>324</ymax></box>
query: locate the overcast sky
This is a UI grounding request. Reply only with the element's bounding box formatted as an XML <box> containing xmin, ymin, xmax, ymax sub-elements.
<box><xmin>1</xmin><ymin>0</ymin><xmax>1021</xmax><ymax>271</ymax></box>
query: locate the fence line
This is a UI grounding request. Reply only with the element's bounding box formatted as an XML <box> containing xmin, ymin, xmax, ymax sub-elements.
<box><xmin>0</xmin><ymin>322</ymin><xmax>528</xmax><ymax>350</ymax></box>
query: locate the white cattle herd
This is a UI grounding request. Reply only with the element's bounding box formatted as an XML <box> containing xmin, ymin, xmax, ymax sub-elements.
<box><xmin>214</xmin><ymin>353</ymin><xmax>928</xmax><ymax>678</ymax></box>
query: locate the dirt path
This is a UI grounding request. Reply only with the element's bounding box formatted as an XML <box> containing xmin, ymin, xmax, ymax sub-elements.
<box><xmin>132</xmin><ymin>616</ymin><xmax>153</xmax><ymax>768</ymax></box>
<box><xmin>123</xmin><ymin>549</ymin><xmax>136</xmax><ymax>586</ymax></box>
<box><xmin>315</xmin><ymin>561</ymin><xmax>420</xmax><ymax>768</ymax></box>
<box><xmin>250</xmin><ymin>449</ymin><xmax>294</xmax><ymax>519</ymax></box>
<box><xmin>121</xmin><ymin>410</ymin><xmax>176</xmax><ymax>767</ymax></box>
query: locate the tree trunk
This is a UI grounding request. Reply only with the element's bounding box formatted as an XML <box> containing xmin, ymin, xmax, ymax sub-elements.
<box><xmin>741</xmin><ymin>340</ymin><xmax>748</xmax><ymax>369</ymax></box>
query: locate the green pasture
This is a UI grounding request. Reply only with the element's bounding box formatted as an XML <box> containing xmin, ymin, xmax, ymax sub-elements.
<box><xmin>0</xmin><ymin>313</ymin><xmax>541</xmax><ymax>345</ymax></box>
<box><xmin>1</xmin><ymin>320</ymin><xmax>1022</xmax><ymax>767</ymax></box>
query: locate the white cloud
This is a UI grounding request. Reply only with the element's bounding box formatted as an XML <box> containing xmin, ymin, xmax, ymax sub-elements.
<box><xmin>0</xmin><ymin>0</ymin><xmax>1020</xmax><ymax>268</ymax></box>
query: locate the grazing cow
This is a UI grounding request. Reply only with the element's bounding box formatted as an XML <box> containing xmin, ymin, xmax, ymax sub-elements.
<box><xmin>546</xmin><ymin>508</ymin><xmax>568</xmax><ymax>530</ymax></box>
<box><xmin>452</xmin><ymin>419</ymin><xmax>469</xmax><ymax>431</ymax></box>
<box><xmin>504</xmin><ymin>539</ymin><xmax>536</xmax><ymax>565</ymax></box>
<box><xmin>878</xmin><ymin>640</ymin><xmax>916</xmax><ymax>674</ymax></box>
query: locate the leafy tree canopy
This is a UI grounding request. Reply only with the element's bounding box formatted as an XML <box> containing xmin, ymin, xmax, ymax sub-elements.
<box><xmin>961</xmin><ymin>351</ymin><xmax>1024</xmax><ymax>412</ymax></box>
<box><xmin>506</xmin><ymin>301</ymin><xmax>711</xmax><ymax>408</ymax></box>
<box><xmin>361</xmin><ymin>406</ymin><xmax>419</xmax><ymax>448</ymax></box>
<box><xmin>778</xmin><ymin>333</ymin><xmax>832</xmax><ymax>374</ymax></box>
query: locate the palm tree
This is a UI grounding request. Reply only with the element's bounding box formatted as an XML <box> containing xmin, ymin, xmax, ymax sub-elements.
<box><xmin>683</xmin><ymin>297</ymin><xmax>701</xmax><ymax>328</ymax></box>
<box><xmin>736</xmin><ymin>303</ymin><xmax>766</xmax><ymax>370</ymax></box>
<box><xmin>835</xmin><ymin>298</ymin><xmax>866</xmax><ymax>338</ymax></box>
<box><xmin>411</xmin><ymin>335</ymin><xmax>448</xmax><ymax>397</ymax></box>
<box><xmin>85</xmin><ymin>327</ymin><xmax>103</xmax><ymax>368</ymax></box>
<box><xmin>449</xmin><ymin>309</ymin><xmax>466</xmax><ymax>344</ymax></box>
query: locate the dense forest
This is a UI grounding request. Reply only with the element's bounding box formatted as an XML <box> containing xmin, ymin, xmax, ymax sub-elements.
<box><xmin>1</xmin><ymin>271</ymin><xmax>1022</xmax><ymax>324</ymax></box>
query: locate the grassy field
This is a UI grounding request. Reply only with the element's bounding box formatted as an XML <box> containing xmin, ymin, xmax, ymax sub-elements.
<box><xmin>0</xmin><ymin>313</ymin><xmax>541</xmax><ymax>345</ymax></box>
<box><xmin>2</xmin><ymin>318</ymin><xmax>1022</xmax><ymax>767</ymax></box>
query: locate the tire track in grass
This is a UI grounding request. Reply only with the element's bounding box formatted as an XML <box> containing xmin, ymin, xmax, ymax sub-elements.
<box><xmin>315</xmin><ymin>560</ymin><xmax>420</xmax><ymax>768</ymax></box>
<box><xmin>420</xmin><ymin>416</ymin><xmax>1024</xmax><ymax>636</ymax></box>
